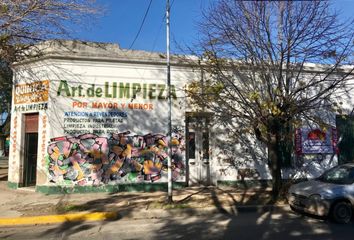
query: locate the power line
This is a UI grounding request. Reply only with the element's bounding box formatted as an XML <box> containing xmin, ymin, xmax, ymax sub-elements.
<box><xmin>129</xmin><ymin>0</ymin><xmax>153</xmax><ymax>49</ymax></box>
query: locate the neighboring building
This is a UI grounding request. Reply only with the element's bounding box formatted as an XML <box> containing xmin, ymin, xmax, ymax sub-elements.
<box><xmin>7</xmin><ymin>40</ymin><xmax>354</xmax><ymax>193</ymax></box>
<box><xmin>0</xmin><ymin>114</ymin><xmax>10</xmax><ymax>157</ymax></box>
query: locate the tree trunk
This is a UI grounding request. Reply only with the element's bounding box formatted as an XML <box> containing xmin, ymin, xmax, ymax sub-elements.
<box><xmin>268</xmin><ymin>139</ymin><xmax>282</xmax><ymax>202</ymax></box>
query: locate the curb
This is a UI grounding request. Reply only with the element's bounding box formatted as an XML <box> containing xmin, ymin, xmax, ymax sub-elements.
<box><xmin>0</xmin><ymin>211</ymin><xmax>118</xmax><ymax>226</ymax></box>
<box><xmin>0</xmin><ymin>205</ymin><xmax>289</xmax><ymax>226</ymax></box>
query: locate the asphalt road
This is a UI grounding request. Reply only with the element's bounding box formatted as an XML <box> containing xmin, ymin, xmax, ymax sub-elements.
<box><xmin>1</xmin><ymin>208</ymin><xmax>353</xmax><ymax>240</ymax></box>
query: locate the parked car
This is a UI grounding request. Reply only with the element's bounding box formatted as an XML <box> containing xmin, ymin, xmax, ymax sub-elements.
<box><xmin>288</xmin><ymin>163</ymin><xmax>354</xmax><ymax>223</ymax></box>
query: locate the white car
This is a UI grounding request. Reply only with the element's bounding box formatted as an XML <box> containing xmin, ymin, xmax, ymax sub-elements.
<box><xmin>288</xmin><ymin>163</ymin><xmax>354</xmax><ymax>223</ymax></box>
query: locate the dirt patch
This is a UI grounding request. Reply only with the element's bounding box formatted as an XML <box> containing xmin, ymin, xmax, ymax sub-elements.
<box><xmin>15</xmin><ymin>203</ymin><xmax>58</xmax><ymax>216</ymax></box>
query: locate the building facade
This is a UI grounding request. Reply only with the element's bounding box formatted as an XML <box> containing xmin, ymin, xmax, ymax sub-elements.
<box><xmin>7</xmin><ymin>40</ymin><xmax>353</xmax><ymax>193</ymax></box>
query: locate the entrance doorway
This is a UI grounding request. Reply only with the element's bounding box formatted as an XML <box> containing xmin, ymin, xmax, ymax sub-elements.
<box><xmin>23</xmin><ymin>113</ymin><xmax>39</xmax><ymax>186</ymax></box>
<box><xmin>186</xmin><ymin>114</ymin><xmax>211</xmax><ymax>186</ymax></box>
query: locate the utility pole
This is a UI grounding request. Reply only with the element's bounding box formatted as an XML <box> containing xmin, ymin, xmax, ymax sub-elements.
<box><xmin>166</xmin><ymin>0</ymin><xmax>173</xmax><ymax>203</ymax></box>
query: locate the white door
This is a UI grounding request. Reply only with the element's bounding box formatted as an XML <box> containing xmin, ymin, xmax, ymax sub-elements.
<box><xmin>187</xmin><ymin>115</ymin><xmax>211</xmax><ymax>186</ymax></box>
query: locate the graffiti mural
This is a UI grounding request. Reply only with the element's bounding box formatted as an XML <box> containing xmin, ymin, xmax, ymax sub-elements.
<box><xmin>47</xmin><ymin>131</ymin><xmax>185</xmax><ymax>185</ymax></box>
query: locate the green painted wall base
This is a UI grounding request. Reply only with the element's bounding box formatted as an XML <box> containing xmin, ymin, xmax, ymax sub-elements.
<box><xmin>7</xmin><ymin>181</ymin><xmax>20</xmax><ymax>189</ymax></box>
<box><xmin>36</xmin><ymin>182</ymin><xmax>188</xmax><ymax>195</ymax></box>
<box><xmin>7</xmin><ymin>182</ymin><xmax>19</xmax><ymax>189</ymax></box>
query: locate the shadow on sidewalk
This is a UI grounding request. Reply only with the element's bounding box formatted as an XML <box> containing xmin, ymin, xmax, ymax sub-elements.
<box><xmin>173</xmin><ymin>183</ymin><xmax>273</xmax><ymax>216</ymax></box>
<box><xmin>150</xmin><ymin>185</ymin><xmax>354</xmax><ymax>240</ymax></box>
<box><xmin>39</xmin><ymin>194</ymin><xmax>132</xmax><ymax>240</ymax></box>
<box><xmin>0</xmin><ymin>160</ymin><xmax>8</xmax><ymax>182</ymax></box>
<box><xmin>0</xmin><ymin>175</ymin><xmax>7</xmax><ymax>181</ymax></box>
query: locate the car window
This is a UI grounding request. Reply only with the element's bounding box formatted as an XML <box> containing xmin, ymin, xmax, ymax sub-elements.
<box><xmin>319</xmin><ymin>166</ymin><xmax>354</xmax><ymax>184</ymax></box>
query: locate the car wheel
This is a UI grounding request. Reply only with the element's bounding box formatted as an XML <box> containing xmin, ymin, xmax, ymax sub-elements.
<box><xmin>290</xmin><ymin>205</ymin><xmax>295</xmax><ymax>211</ymax></box>
<box><xmin>330</xmin><ymin>201</ymin><xmax>353</xmax><ymax>224</ymax></box>
<box><xmin>289</xmin><ymin>205</ymin><xmax>304</xmax><ymax>216</ymax></box>
<box><xmin>290</xmin><ymin>205</ymin><xmax>298</xmax><ymax>213</ymax></box>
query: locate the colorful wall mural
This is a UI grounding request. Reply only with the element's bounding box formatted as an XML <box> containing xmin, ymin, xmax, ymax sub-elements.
<box><xmin>47</xmin><ymin>130</ymin><xmax>185</xmax><ymax>186</ymax></box>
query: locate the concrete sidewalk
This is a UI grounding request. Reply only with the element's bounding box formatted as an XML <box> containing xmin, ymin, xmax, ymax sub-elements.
<box><xmin>0</xmin><ymin>164</ymin><xmax>287</xmax><ymax>226</ymax></box>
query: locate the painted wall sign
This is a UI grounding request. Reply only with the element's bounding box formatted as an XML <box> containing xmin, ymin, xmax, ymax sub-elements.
<box><xmin>14</xmin><ymin>80</ymin><xmax>49</xmax><ymax>104</ymax></box>
<box><xmin>63</xmin><ymin>110</ymin><xmax>128</xmax><ymax>135</ymax></box>
<box><xmin>14</xmin><ymin>103</ymin><xmax>48</xmax><ymax>112</ymax></box>
<box><xmin>13</xmin><ymin>80</ymin><xmax>49</xmax><ymax>112</ymax></box>
<box><xmin>42</xmin><ymin>77</ymin><xmax>187</xmax><ymax>186</ymax></box>
<box><xmin>57</xmin><ymin>80</ymin><xmax>177</xmax><ymax>100</ymax></box>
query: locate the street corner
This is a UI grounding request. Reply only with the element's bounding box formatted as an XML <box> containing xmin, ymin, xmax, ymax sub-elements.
<box><xmin>0</xmin><ymin>211</ymin><xmax>119</xmax><ymax>226</ymax></box>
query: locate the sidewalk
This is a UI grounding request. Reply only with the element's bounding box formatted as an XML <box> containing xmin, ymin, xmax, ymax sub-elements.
<box><xmin>0</xmin><ymin>164</ymin><xmax>287</xmax><ymax>226</ymax></box>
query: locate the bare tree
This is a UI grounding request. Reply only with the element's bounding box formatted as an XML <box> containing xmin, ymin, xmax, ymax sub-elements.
<box><xmin>188</xmin><ymin>0</ymin><xmax>354</xmax><ymax>199</ymax></box>
<box><xmin>0</xmin><ymin>0</ymin><xmax>101</xmax><ymax>113</ymax></box>
<box><xmin>0</xmin><ymin>61</ymin><xmax>12</xmax><ymax>113</ymax></box>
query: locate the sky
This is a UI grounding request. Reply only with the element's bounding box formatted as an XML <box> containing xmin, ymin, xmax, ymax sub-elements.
<box><xmin>75</xmin><ymin>0</ymin><xmax>211</xmax><ymax>54</ymax></box>
<box><xmin>74</xmin><ymin>0</ymin><xmax>354</xmax><ymax>54</ymax></box>
<box><xmin>0</xmin><ymin>112</ymin><xmax>8</xmax><ymax>125</ymax></box>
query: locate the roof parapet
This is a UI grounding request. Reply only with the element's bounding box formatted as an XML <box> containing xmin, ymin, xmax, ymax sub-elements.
<box><xmin>14</xmin><ymin>39</ymin><xmax>198</xmax><ymax>67</ymax></box>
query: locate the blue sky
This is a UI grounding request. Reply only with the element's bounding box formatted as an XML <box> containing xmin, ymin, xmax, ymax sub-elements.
<box><xmin>75</xmin><ymin>0</ymin><xmax>354</xmax><ymax>54</ymax></box>
<box><xmin>76</xmin><ymin>0</ymin><xmax>211</xmax><ymax>53</ymax></box>
<box><xmin>0</xmin><ymin>112</ymin><xmax>8</xmax><ymax>125</ymax></box>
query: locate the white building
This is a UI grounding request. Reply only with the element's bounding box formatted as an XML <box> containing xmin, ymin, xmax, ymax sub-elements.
<box><xmin>7</xmin><ymin>40</ymin><xmax>353</xmax><ymax>193</ymax></box>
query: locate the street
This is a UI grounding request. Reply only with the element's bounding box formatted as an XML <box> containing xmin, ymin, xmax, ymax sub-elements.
<box><xmin>1</xmin><ymin>207</ymin><xmax>353</xmax><ymax>240</ymax></box>
<box><xmin>1</xmin><ymin>156</ymin><xmax>354</xmax><ymax>239</ymax></box>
